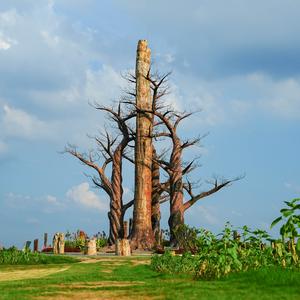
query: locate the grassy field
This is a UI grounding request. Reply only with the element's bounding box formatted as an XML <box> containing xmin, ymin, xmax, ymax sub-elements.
<box><xmin>0</xmin><ymin>256</ymin><xmax>300</xmax><ymax>299</ymax></box>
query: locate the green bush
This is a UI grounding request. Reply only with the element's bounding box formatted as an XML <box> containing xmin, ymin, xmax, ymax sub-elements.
<box><xmin>0</xmin><ymin>247</ymin><xmax>78</xmax><ymax>265</ymax></box>
<box><xmin>151</xmin><ymin>218</ymin><xmax>300</xmax><ymax>280</ymax></box>
<box><xmin>96</xmin><ymin>237</ymin><xmax>108</xmax><ymax>250</ymax></box>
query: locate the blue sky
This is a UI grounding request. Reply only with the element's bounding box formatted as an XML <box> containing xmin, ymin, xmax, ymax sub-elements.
<box><xmin>0</xmin><ymin>0</ymin><xmax>299</xmax><ymax>248</ymax></box>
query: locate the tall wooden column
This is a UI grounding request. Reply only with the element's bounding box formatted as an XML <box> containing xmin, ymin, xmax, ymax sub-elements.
<box><xmin>131</xmin><ymin>40</ymin><xmax>154</xmax><ymax>249</ymax></box>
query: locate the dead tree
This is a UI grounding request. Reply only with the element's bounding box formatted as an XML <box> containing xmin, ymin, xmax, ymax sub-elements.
<box><xmin>122</xmin><ymin>61</ymin><xmax>171</xmax><ymax>247</ymax></box>
<box><xmin>65</xmin><ymin>103</ymin><xmax>134</xmax><ymax>245</ymax></box>
<box><xmin>123</xmin><ymin>144</ymin><xmax>169</xmax><ymax>246</ymax></box>
<box><xmin>130</xmin><ymin>40</ymin><xmax>155</xmax><ymax>249</ymax></box>
<box><xmin>135</xmin><ymin>71</ymin><xmax>240</xmax><ymax>245</ymax></box>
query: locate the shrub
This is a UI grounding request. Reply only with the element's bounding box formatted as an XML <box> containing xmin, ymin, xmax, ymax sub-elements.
<box><xmin>151</xmin><ymin>210</ymin><xmax>300</xmax><ymax>280</ymax></box>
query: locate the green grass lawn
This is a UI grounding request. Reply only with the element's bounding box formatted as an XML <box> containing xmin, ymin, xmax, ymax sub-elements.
<box><xmin>0</xmin><ymin>256</ymin><xmax>299</xmax><ymax>299</ymax></box>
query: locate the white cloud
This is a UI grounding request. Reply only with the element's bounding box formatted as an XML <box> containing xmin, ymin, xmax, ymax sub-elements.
<box><xmin>0</xmin><ymin>37</ymin><xmax>11</xmax><ymax>50</ymax></box>
<box><xmin>170</xmin><ymin>71</ymin><xmax>300</xmax><ymax>131</ymax></box>
<box><xmin>1</xmin><ymin>104</ymin><xmax>53</xmax><ymax>139</ymax></box>
<box><xmin>0</xmin><ymin>31</ymin><xmax>17</xmax><ymax>50</ymax></box>
<box><xmin>0</xmin><ymin>9</ymin><xmax>17</xmax><ymax>26</ymax></box>
<box><xmin>66</xmin><ymin>182</ymin><xmax>108</xmax><ymax>212</ymax></box>
<box><xmin>85</xmin><ymin>65</ymin><xmax>125</xmax><ymax>104</ymax></box>
<box><xmin>46</xmin><ymin>195</ymin><xmax>60</xmax><ymax>205</ymax></box>
<box><xmin>5</xmin><ymin>192</ymin><xmax>65</xmax><ymax>212</ymax></box>
<box><xmin>265</xmin><ymin>78</ymin><xmax>300</xmax><ymax>119</ymax></box>
<box><xmin>5</xmin><ymin>192</ymin><xmax>31</xmax><ymax>208</ymax></box>
<box><xmin>40</xmin><ymin>30</ymin><xmax>60</xmax><ymax>48</ymax></box>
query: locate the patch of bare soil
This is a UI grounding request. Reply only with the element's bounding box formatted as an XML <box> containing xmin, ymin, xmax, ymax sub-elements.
<box><xmin>79</xmin><ymin>258</ymin><xmax>102</xmax><ymax>264</ymax></box>
<box><xmin>49</xmin><ymin>280</ymin><xmax>144</xmax><ymax>288</ymax></box>
<box><xmin>35</xmin><ymin>290</ymin><xmax>157</xmax><ymax>300</ymax></box>
<box><xmin>34</xmin><ymin>281</ymin><xmax>160</xmax><ymax>300</ymax></box>
<box><xmin>130</xmin><ymin>259</ymin><xmax>150</xmax><ymax>266</ymax></box>
<box><xmin>0</xmin><ymin>267</ymin><xmax>69</xmax><ymax>282</ymax></box>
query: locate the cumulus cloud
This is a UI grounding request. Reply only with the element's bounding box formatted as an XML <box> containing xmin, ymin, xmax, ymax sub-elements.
<box><xmin>66</xmin><ymin>182</ymin><xmax>108</xmax><ymax>212</ymax></box>
<box><xmin>0</xmin><ymin>37</ymin><xmax>11</xmax><ymax>50</ymax></box>
<box><xmin>84</xmin><ymin>65</ymin><xmax>125</xmax><ymax>104</ymax></box>
<box><xmin>1</xmin><ymin>104</ymin><xmax>55</xmax><ymax>139</ymax></box>
<box><xmin>116</xmin><ymin>0</ymin><xmax>300</xmax><ymax>78</ymax></box>
<box><xmin>263</xmin><ymin>78</ymin><xmax>300</xmax><ymax>119</ymax></box>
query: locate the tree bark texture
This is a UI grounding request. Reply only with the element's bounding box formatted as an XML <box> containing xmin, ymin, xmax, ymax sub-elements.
<box><xmin>152</xmin><ymin>148</ymin><xmax>161</xmax><ymax>245</ymax></box>
<box><xmin>131</xmin><ymin>40</ymin><xmax>154</xmax><ymax>249</ymax></box>
<box><xmin>109</xmin><ymin>146</ymin><xmax>124</xmax><ymax>243</ymax></box>
<box><xmin>168</xmin><ymin>138</ymin><xmax>184</xmax><ymax>245</ymax></box>
<box><xmin>115</xmin><ymin>239</ymin><xmax>131</xmax><ymax>256</ymax></box>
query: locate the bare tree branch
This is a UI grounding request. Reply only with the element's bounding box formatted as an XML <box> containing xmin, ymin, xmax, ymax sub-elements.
<box><xmin>183</xmin><ymin>175</ymin><xmax>244</xmax><ymax>211</ymax></box>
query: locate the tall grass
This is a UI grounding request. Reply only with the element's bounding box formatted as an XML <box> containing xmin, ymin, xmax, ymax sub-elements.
<box><xmin>0</xmin><ymin>247</ymin><xmax>78</xmax><ymax>265</ymax></box>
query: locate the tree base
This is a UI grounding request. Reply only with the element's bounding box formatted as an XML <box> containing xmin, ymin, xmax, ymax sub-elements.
<box><xmin>115</xmin><ymin>239</ymin><xmax>131</xmax><ymax>256</ymax></box>
<box><xmin>130</xmin><ymin>230</ymin><xmax>155</xmax><ymax>250</ymax></box>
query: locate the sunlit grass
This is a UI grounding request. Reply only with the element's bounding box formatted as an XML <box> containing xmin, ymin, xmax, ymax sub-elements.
<box><xmin>0</xmin><ymin>256</ymin><xmax>299</xmax><ymax>299</ymax></box>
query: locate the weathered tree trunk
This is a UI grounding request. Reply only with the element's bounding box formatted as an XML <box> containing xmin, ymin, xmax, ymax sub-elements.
<box><xmin>131</xmin><ymin>40</ymin><xmax>154</xmax><ymax>249</ymax></box>
<box><xmin>115</xmin><ymin>239</ymin><xmax>131</xmax><ymax>256</ymax></box>
<box><xmin>168</xmin><ymin>140</ymin><xmax>184</xmax><ymax>245</ymax></box>
<box><xmin>152</xmin><ymin>148</ymin><xmax>161</xmax><ymax>245</ymax></box>
<box><xmin>109</xmin><ymin>146</ymin><xmax>124</xmax><ymax>244</ymax></box>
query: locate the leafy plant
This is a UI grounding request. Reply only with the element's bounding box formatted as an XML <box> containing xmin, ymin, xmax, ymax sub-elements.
<box><xmin>173</xmin><ymin>224</ymin><xmax>199</xmax><ymax>253</ymax></box>
<box><xmin>151</xmin><ymin>201</ymin><xmax>300</xmax><ymax>280</ymax></box>
<box><xmin>271</xmin><ymin>198</ymin><xmax>300</xmax><ymax>264</ymax></box>
<box><xmin>271</xmin><ymin>198</ymin><xmax>300</xmax><ymax>240</ymax></box>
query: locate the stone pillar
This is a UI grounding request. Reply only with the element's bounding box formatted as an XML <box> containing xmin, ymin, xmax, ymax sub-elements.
<box><xmin>131</xmin><ymin>40</ymin><xmax>154</xmax><ymax>249</ymax></box>
<box><xmin>53</xmin><ymin>233</ymin><xmax>59</xmax><ymax>254</ymax></box>
<box><xmin>58</xmin><ymin>233</ymin><xmax>65</xmax><ymax>254</ymax></box>
<box><xmin>115</xmin><ymin>239</ymin><xmax>131</xmax><ymax>256</ymax></box>
<box><xmin>44</xmin><ymin>233</ymin><xmax>48</xmax><ymax>248</ymax></box>
<box><xmin>33</xmin><ymin>239</ymin><xmax>39</xmax><ymax>252</ymax></box>
<box><xmin>53</xmin><ymin>233</ymin><xmax>65</xmax><ymax>254</ymax></box>
<box><xmin>123</xmin><ymin>221</ymin><xmax>128</xmax><ymax>239</ymax></box>
<box><xmin>85</xmin><ymin>238</ymin><xmax>97</xmax><ymax>255</ymax></box>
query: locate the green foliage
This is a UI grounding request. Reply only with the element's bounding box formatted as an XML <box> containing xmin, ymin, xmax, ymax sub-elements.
<box><xmin>96</xmin><ymin>237</ymin><xmax>107</xmax><ymax>250</ymax></box>
<box><xmin>271</xmin><ymin>198</ymin><xmax>300</xmax><ymax>264</ymax></box>
<box><xmin>151</xmin><ymin>217</ymin><xmax>300</xmax><ymax>279</ymax></box>
<box><xmin>0</xmin><ymin>247</ymin><xmax>78</xmax><ymax>265</ymax></box>
<box><xmin>64</xmin><ymin>230</ymin><xmax>107</xmax><ymax>251</ymax></box>
<box><xmin>173</xmin><ymin>224</ymin><xmax>199</xmax><ymax>253</ymax></box>
<box><xmin>271</xmin><ymin>198</ymin><xmax>300</xmax><ymax>239</ymax></box>
<box><xmin>151</xmin><ymin>251</ymin><xmax>197</xmax><ymax>274</ymax></box>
